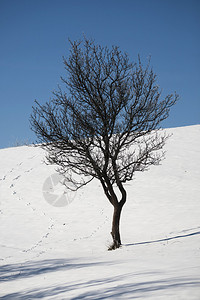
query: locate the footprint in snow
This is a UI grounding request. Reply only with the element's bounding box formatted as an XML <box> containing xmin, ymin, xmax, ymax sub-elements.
<box><xmin>28</xmin><ymin>155</ymin><xmax>36</xmax><ymax>159</ymax></box>
<box><xmin>48</xmin><ymin>224</ymin><xmax>54</xmax><ymax>230</ymax></box>
<box><xmin>44</xmin><ymin>233</ymin><xmax>49</xmax><ymax>238</ymax></box>
<box><xmin>25</xmin><ymin>168</ymin><xmax>33</xmax><ymax>173</ymax></box>
<box><xmin>13</xmin><ymin>175</ymin><xmax>21</xmax><ymax>180</ymax></box>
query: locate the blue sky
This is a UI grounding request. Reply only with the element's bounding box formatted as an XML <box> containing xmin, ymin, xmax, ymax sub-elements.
<box><xmin>0</xmin><ymin>0</ymin><xmax>199</xmax><ymax>148</ymax></box>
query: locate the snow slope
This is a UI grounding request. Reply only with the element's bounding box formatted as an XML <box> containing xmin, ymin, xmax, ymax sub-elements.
<box><xmin>0</xmin><ymin>125</ymin><xmax>200</xmax><ymax>299</ymax></box>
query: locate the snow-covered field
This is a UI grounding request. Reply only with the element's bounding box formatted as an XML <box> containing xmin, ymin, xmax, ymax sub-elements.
<box><xmin>0</xmin><ymin>125</ymin><xmax>200</xmax><ymax>299</ymax></box>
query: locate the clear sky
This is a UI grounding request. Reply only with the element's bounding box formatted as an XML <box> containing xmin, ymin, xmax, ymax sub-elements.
<box><xmin>0</xmin><ymin>0</ymin><xmax>199</xmax><ymax>148</ymax></box>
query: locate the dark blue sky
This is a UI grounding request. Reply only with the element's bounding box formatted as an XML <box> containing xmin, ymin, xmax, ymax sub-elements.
<box><xmin>0</xmin><ymin>0</ymin><xmax>199</xmax><ymax>148</ymax></box>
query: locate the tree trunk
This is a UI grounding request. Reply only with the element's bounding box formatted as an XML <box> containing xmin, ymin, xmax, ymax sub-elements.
<box><xmin>109</xmin><ymin>200</ymin><xmax>125</xmax><ymax>250</ymax></box>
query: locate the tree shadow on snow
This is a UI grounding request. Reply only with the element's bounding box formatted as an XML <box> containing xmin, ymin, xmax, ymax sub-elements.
<box><xmin>125</xmin><ymin>230</ymin><xmax>200</xmax><ymax>247</ymax></box>
<box><xmin>1</xmin><ymin>230</ymin><xmax>200</xmax><ymax>299</ymax></box>
<box><xmin>1</xmin><ymin>274</ymin><xmax>200</xmax><ymax>299</ymax></box>
<box><xmin>0</xmin><ymin>258</ymin><xmax>105</xmax><ymax>282</ymax></box>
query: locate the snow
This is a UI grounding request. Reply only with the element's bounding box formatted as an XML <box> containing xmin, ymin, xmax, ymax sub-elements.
<box><xmin>0</xmin><ymin>125</ymin><xmax>200</xmax><ymax>299</ymax></box>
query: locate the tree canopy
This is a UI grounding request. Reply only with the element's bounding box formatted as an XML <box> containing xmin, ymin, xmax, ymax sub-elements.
<box><xmin>30</xmin><ymin>37</ymin><xmax>178</xmax><ymax>249</ymax></box>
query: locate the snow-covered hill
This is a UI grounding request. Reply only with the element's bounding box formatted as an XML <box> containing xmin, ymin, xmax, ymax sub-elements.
<box><xmin>0</xmin><ymin>125</ymin><xmax>200</xmax><ymax>299</ymax></box>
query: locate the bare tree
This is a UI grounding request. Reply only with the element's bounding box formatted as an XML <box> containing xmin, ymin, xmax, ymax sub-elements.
<box><xmin>30</xmin><ymin>37</ymin><xmax>178</xmax><ymax>250</ymax></box>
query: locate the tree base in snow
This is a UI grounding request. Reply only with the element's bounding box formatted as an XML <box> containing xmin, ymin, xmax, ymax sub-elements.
<box><xmin>108</xmin><ymin>233</ymin><xmax>122</xmax><ymax>250</ymax></box>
